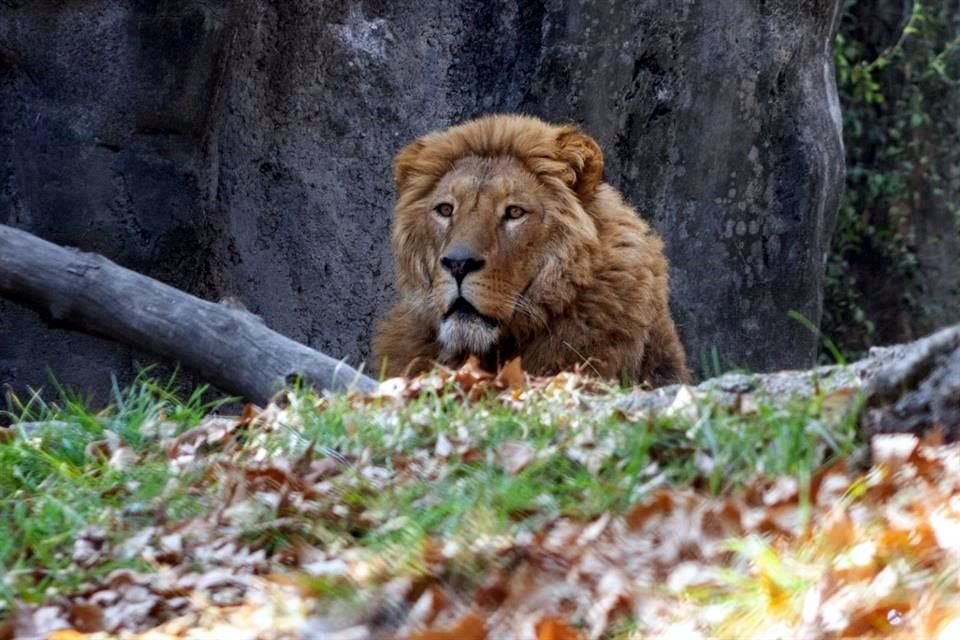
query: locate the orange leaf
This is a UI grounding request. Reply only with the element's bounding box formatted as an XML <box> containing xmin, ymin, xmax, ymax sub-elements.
<box><xmin>625</xmin><ymin>491</ymin><xmax>674</xmax><ymax>530</ymax></box>
<box><xmin>451</xmin><ymin>357</ymin><xmax>495</xmax><ymax>397</ymax></box>
<box><xmin>819</xmin><ymin>508</ymin><xmax>856</xmax><ymax>553</ymax></box>
<box><xmin>841</xmin><ymin>604</ymin><xmax>912</xmax><ymax>637</ymax></box>
<box><xmin>536</xmin><ymin>617</ymin><xmax>584</xmax><ymax>640</ymax></box>
<box><xmin>48</xmin><ymin>632</ymin><xmax>88</xmax><ymax>640</ymax></box>
<box><xmin>408</xmin><ymin>611</ymin><xmax>486</xmax><ymax>640</ymax></box>
<box><xmin>496</xmin><ymin>357</ymin><xmax>525</xmax><ymax>390</ymax></box>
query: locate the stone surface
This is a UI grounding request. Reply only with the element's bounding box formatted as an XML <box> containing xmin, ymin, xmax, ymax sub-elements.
<box><xmin>861</xmin><ymin>323</ymin><xmax>960</xmax><ymax>440</ymax></box>
<box><xmin>1</xmin><ymin>2</ymin><xmax>237</xmax><ymax>404</ymax></box>
<box><xmin>0</xmin><ymin>0</ymin><xmax>845</xmax><ymax>405</ymax></box>
<box><xmin>864</xmin><ymin>348</ymin><xmax>960</xmax><ymax>440</ymax></box>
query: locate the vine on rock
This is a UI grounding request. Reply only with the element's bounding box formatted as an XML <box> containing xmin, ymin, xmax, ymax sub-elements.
<box><xmin>824</xmin><ymin>0</ymin><xmax>960</xmax><ymax>360</ymax></box>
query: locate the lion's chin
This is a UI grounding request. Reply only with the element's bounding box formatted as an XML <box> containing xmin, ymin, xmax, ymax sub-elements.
<box><xmin>438</xmin><ymin>316</ymin><xmax>500</xmax><ymax>360</ymax></box>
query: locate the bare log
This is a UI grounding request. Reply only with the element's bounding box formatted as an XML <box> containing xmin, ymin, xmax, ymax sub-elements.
<box><xmin>863</xmin><ymin>323</ymin><xmax>960</xmax><ymax>404</ymax></box>
<box><xmin>0</xmin><ymin>224</ymin><xmax>378</xmax><ymax>402</ymax></box>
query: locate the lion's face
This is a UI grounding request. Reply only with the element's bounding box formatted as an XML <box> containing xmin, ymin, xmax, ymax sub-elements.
<box><xmin>389</xmin><ymin>115</ymin><xmax>605</xmax><ymax>361</ymax></box>
<box><xmin>424</xmin><ymin>155</ymin><xmax>551</xmax><ymax>358</ymax></box>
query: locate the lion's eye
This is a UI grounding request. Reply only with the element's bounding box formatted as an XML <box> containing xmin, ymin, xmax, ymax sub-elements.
<box><xmin>504</xmin><ymin>205</ymin><xmax>527</xmax><ymax>221</ymax></box>
<box><xmin>435</xmin><ymin>203</ymin><xmax>454</xmax><ymax>218</ymax></box>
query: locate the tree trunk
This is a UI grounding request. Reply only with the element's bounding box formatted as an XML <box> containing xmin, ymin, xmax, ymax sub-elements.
<box><xmin>0</xmin><ymin>224</ymin><xmax>377</xmax><ymax>404</ymax></box>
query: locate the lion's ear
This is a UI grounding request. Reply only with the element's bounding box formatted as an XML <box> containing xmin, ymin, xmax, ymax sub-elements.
<box><xmin>393</xmin><ymin>140</ymin><xmax>428</xmax><ymax>194</ymax></box>
<box><xmin>556</xmin><ymin>127</ymin><xmax>604</xmax><ymax>201</ymax></box>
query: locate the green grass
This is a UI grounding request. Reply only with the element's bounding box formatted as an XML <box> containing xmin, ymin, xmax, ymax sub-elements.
<box><xmin>0</xmin><ymin>371</ymin><xmax>863</xmax><ymax>614</ymax></box>
<box><xmin>271</xmin><ymin>380</ymin><xmax>862</xmax><ymax>590</ymax></box>
<box><xmin>0</xmin><ymin>373</ymin><xmax>230</xmax><ymax>607</ymax></box>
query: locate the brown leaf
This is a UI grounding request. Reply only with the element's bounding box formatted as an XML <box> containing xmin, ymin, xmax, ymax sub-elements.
<box><xmin>496</xmin><ymin>357</ymin><xmax>525</xmax><ymax>390</ymax></box>
<box><xmin>245</xmin><ymin>465</ymin><xmax>305</xmax><ymax>493</ymax></box>
<box><xmin>587</xmin><ymin>569</ymin><xmax>631</xmax><ymax>635</ymax></box>
<box><xmin>701</xmin><ymin>500</ymin><xmax>743</xmax><ymax>541</ymax></box>
<box><xmin>497</xmin><ymin>441</ymin><xmax>536</xmax><ymax>476</ymax></box>
<box><xmin>239</xmin><ymin>402</ymin><xmax>260</xmax><ymax>427</ymax></box>
<box><xmin>406</xmin><ymin>586</ymin><xmax>448</xmax><ymax>629</ymax></box>
<box><xmin>166</xmin><ymin>416</ymin><xmax>242</xmax><ymax>458</ymax></box>
<box><xmin>535</xmin><ymin>617</ymin><xmax>584</xmax><ymax>640</ymax></box>
<box><xmin>840</xmin><ymin>604</ymin><xmax>912</xmax><ymax>637</ymax></box>
<box><xmin>625</xmin><ymin>491</ymin><xmax>674</xmax><ymax>531</ymax></box>
<box><xmin>84</xmin><ymin>431</ymin><xmax>121</xmax><ymax>462</ymax></box>
<box><xmin>762</xmin><ymin>476</ymin><xmax>799</xmax><ymax>506</ymax></box>
<box><xmin>72</xmin><ymin>527</ymin><xmax>108</xmax><ymax>568</ymax></box>
<box><xmin>473</xmin><ymin>569</ymin><xmax>510</xmax><ymax>608</ymax></box>
<box><xmin>408</xmin><ymin>610</ymin><xmax>486</xmax><ymax>640</ymax></box>
<box><xmin>67</xmin><ymin>601</ymin><xmax>105</xmax><ymax>633</ymax></box>
<box><xmin>454</xmin><ymin>357</ymin><xmax>494</xmax><ymax>393</ymax></box>
<box><xmin>3</xmin><ymin>604</ymin><xmax>37</xmax><ymax>640</ymax></box>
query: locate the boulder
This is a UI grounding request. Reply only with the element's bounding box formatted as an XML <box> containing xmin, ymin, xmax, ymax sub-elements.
<box><xmin>0</xmin><ymin>0</ymin><xmax>845</xmax><ymax>404</ymax></box>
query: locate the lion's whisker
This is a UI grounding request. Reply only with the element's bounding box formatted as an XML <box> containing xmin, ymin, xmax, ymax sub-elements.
<box><xmin>510</xmin><ymin>291</ymin><xmax>547</xmax><ymax>328</ymax></box>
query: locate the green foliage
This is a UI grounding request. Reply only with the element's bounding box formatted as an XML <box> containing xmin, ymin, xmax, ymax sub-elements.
<box><xmin>825</xmin><ymin>0</ymin><xmax>960</xmax><ymax>360</ymax></box>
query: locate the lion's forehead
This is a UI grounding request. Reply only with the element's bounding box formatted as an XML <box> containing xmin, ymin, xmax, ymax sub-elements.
<box><xmin>449</xmin><ymin>179</ymin><xmax>508</xmax><ymax>203</ymax></box>
<box><xmin>438</xmin><ymin>157</ymin><xmax>543</xmax><ymax>204</ymax></box>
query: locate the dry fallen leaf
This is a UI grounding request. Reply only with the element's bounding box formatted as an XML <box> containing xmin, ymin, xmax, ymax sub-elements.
<box><xmin>871</xmin><ymin>434</ymin><xmax>919</xmax><ymax>467</ymax></box>
<box><xmin>497</xmin><ymin>357</ymin><xmax>525</xmax><ymax>391</ymax></box>
<box><xmin>47</xmin><ymin>631</ymin><xmax>87</xmax><ymax>640</ymax></box>
<box><xmin>66</xmin><ymin>601</ymin><xmax>105</xmax><ymax>633</ymax></box>
<box><xmin>16</xmin><ymin>365</ymin><xmax>960</xmax><ymax>640</ymax></box>
<box><xmin>407</xmin><ymin>610</ymin><xmax>486</xmax><ymax>640</ymax></box>
<box><xmin>497</xmin><ymin>440</ymin><xmax>536</xmax><ymax>476</ymax></box>
<box><xmin>535</xmin><ymin>616</ymin><xmax>584</xmax><ymax>640</ymax></box>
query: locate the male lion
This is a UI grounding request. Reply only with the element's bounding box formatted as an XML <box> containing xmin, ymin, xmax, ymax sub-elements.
<box><xmin>373</xmin><ymin>114</ymin><xmax>689</xmax><ymax>386</ymax></box>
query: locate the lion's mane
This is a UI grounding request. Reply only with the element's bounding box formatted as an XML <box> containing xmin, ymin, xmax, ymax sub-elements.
<box><xmin>373</xmin><ymin>115</ymin><xmax>688</xmax><ymax>386</ymax></box>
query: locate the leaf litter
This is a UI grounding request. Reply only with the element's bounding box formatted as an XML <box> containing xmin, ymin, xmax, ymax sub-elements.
<box><xmin>3</xmin><ymin>358</ymin><xmax>960</xmax><ymax>639</ymax></box>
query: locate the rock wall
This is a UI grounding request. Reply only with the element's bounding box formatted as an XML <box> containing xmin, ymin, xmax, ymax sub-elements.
<box><xmin>0</xmin><ymin>0</ymin><xmax>845</xmax><ymax>405</ymax></box>
<box><xmin>0</xmin><ymin>2</ymin><xmax>237</xmax><ymax>404</ymax></box>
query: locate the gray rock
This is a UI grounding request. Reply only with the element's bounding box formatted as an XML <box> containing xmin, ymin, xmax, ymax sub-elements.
<box><xmin>0</xmin><ymin>0</ymin><xmax>845</xmax><ymax>405</ymax></box>
<box><xmin>1</xmin><ymin>2</ymin><xmax>237</xmax><ymax>403</ymax></box>
<box><xmin>862</xmin><ymin>323</ymin><xmax>960</xmax><ymax>440</ymax></box>
<box><xmin>864</xmin><ymin>349</ymin><xmax>960</xmax><ymax>439</ymax></box>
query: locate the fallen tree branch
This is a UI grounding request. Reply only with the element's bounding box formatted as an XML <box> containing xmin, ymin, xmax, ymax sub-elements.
<box><xmin>0</xmin><ymin>224</ymin><xmax>378</xmax><ymax>402</ymax></box>
<box><xmin>864</xmin><ymin>323</ymin><xmax>960</xmax><ymax>404</ymax></box>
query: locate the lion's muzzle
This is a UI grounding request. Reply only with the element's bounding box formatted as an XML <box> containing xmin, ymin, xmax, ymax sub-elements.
<box><xmin>438</xmin><ymin>296</ymin><xmax>500</xmax><ymax>358</ymax></box>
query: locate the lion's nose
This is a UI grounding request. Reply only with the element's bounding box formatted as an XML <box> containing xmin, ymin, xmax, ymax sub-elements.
<box><xmin>440</xmin><ymin>245</ymin><xmax>485</xmax><ymax>284</ymax></box>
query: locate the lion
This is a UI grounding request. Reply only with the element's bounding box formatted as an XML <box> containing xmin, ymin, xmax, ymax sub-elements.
<box><xmin>372</xmin><ymin>114</ymin><xmax>689</xmax><ymax>386</ymax></box>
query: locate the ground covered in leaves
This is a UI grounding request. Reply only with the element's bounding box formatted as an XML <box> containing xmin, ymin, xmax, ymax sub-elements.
<box><xmin>3</xmin><ymin>359</ymin><xmax>960</xmax><ymax>639</ymax></box>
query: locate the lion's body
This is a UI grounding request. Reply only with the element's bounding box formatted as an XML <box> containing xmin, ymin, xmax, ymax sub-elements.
<box><xmin>373</xmin><ymin>115</ymin><xmax>688</xmax><ymax>386</ymax></box>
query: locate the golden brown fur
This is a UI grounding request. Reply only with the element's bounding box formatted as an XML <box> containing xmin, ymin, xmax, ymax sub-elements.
<box><xmin>373</xmin><ymin>114</ymin><xmax>689</xmax><ymax>386</ymax></box>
